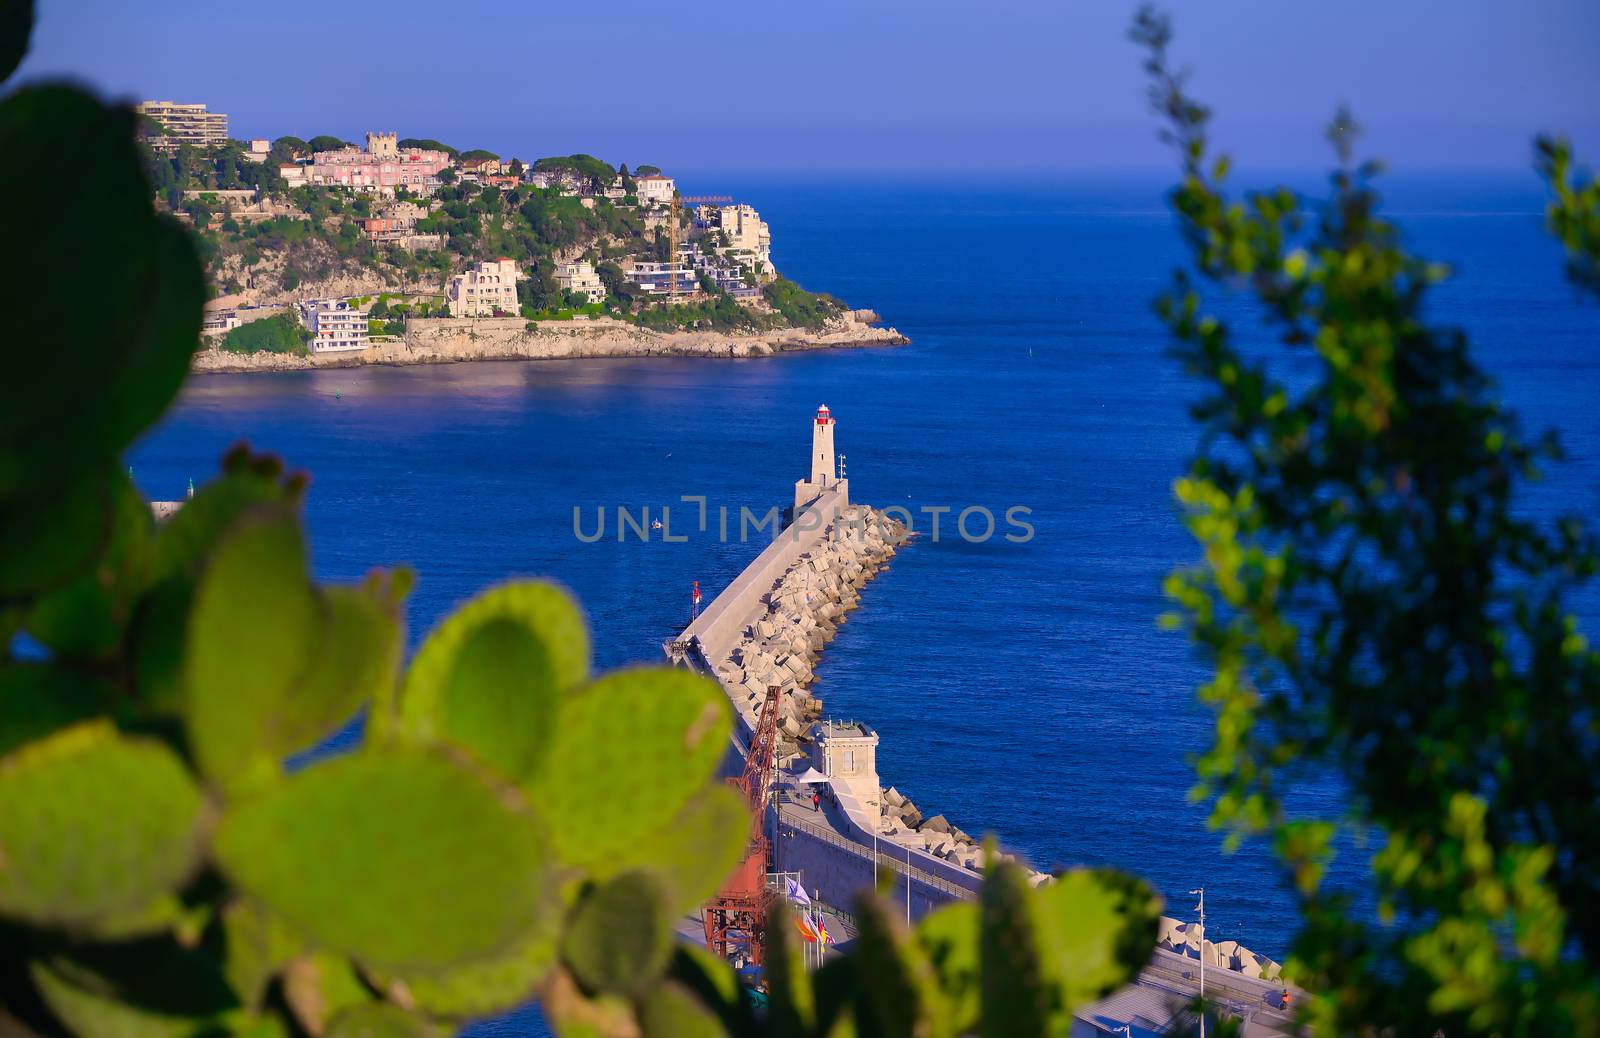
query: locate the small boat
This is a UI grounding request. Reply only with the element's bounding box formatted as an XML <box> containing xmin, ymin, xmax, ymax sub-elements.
<box><xmin>651</xmin><ymin>519</ymin><xmax>663</xmax><ymax>530</ymax></box>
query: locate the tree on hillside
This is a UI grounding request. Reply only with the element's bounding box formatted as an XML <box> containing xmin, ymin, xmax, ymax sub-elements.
<box><xmin>1134</xmin><ymin>7</ymin><xmax>1600</xmax><ymax>1034</ymax></box>
<box><xmin>460</xmin><ymin>148</ymin><xmax>500</xmax><ymax>163</ymax></box>
<box><xmin>307</xmin><ymin>134</ymin><xmax>350</xmax><ymax>153</ymax></box>
<box><xmin>270</xmin><ymin>135</ymin><xmax>308</xmax><ymax>161</ymax></box>
<box><xmin>507</xmin><ymin>157</ymin><xmax>524</xmax><ymax>177</ymax></box>
<box><xmin>532</xmin><ymin>153</ymin><xmax>615</xmax><ymax>192</ymax></box>
<box><xmin>398</xmin><ymin>137</ymin><xmax>458</xmax><ymax>156</ymax></box>
<box><xmin>634</xmin><ymin>163</ymin><xmax>662</xmax><ymax>176</ymax></box>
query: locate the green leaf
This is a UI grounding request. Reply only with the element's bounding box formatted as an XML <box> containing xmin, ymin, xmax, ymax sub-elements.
<box><xmin>765</xmin><ymin>903</ymin><xmax>817</xmax><ymax>1038</ymax></box>
<box><xmin>0</xmin><ymin>721</ymin><xmax>204</xmax><ymax>928</ymax></box>
<box><xmin>851</xmin><ymin>890</ymin><xmax>950</xmax><ymax>1038</ymax></box>
<box><xmin>978</xmin><ymin>857</ymin><xmax>1051</xmax><ymax>1038</ymax></box>
<box><xmin>438</xmin><ymin>617</ymin><xmax>559</xmax><ymax>781</ymax></box>
<box><xmin>326</xmin><ymin>1003</ymin><xmax>439</xmax><ymax>1038</ymax></box>
<box><xmin>184</xmin><ymin>508</ymin><xmax>399</xmax><ymax>793</ymax></box>
<box><xmin>0</xmin><ymin>0</ymin><xmax>33</xmax><ymax>84</ymax></box>
<box><xmin>916</xmin><ymin>901</ymin><xmax>980</xmax><ymax>1035</ymax></box>
<box><xmin>390</xmin><ymin>580</ymin><xmax>590</xmax><ymax>763</ymax></box>
<box><xmin>29</xmin><ymin>936</ymin><xmax>237</xmax><ymax>1037</ymax></box>
<box><xmin>640</xmin><ymin>982</ymin><xmax>732</xmax><ymax>1038</ymax></box>
<box><xmin>285</xmin><ymin>581</ymin><xmax>403</xmax><ymax>753</ymax></box>
<box><xmin>148</xmin><ymin>457</ymin><xmax>305</xmax><ymax>585</ymax></box>
<box><xmin>1031</xmin><ymin>869</ymin><xmax>1160</xmax><ymax>1009</ymax></box>
<box><xmin>978</xmin><ymin>861</ymin><xmax>1159</xmax><ymax>1036</ymax></box>
<box><xmin>0</xmin><ymin>663</ymin><xmax>112</xmax><ymax>758</ymax></box>
<box><xmin>0</xmin><ymin>470</ymin><xmax>113</xmax><ymax>598</ymax></box>
<box><xmin>184</xmin><ymin>506</ymin><xmax>319</xmax><ymax>790</ymax></box>
<box><xmin>370</xmin><ymin>898</ymin><xmax>561</xmax><ymax>1021</ymax></box>
<box><xmin>0</xmin><ymin>87</ymin><xmax>202</xmax><ymax>496</ymax></box>
<box><xmin>215</xmin><ymin>747</ymin><xmax>551</xmax><ymax>974</ymax></box>
<box><xmin>224</xmin><ymin>899</ymin><xmax>306</xmax><ymax>1012</ymax></box>
<box><xmin>25</xmin><ymin>468</ymin><xmax>152</xmax><ymax>657</ymax></box>
<box><xmin>627</xmin><ymin>784</ymin><xmax>750</xmax><ymax>916</ymax></box>
<box><xmin>666</xmin><ymin>945</ymin><xmax>758</xmax><ymax>1038</ymax></box>
<box><xmin>562</xmin><ymin>870</ymin><xmax>675</xmax><ymax>998</ymax></box>
<box><xmin>529</xmin><ymin>667</ymin><xmax>730</xmax><ymax>869</ymax></box>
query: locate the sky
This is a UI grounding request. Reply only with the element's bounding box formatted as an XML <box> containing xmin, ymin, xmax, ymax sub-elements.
<box><xmin>14</xmin><ymin>0</ymin><xmax>1600</xmax><ymax>174</ymax></box>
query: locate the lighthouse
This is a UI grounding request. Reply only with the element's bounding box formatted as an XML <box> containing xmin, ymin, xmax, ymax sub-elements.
<box><xmin>811</xmin><ymin>404</ymin><xmax>836</xmax><ymax>485</ymax></box>
<box><xmin>794</xmin><ymin>404</ymin><xmax>848</xmax><ymax>512</ymax></box>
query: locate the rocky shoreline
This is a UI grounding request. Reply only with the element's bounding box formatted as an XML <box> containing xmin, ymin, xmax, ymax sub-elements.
<box><xmin>191</xmin><ymin>311</ymin><xmax>907</xmax><ymax>375</ymax></box>
<box><xmin>702</xmin><ymin>503</ymin><xmax>1285</xmax><ymax>983</ymax></box>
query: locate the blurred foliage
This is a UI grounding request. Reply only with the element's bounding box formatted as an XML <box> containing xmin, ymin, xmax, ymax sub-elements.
<box><xmin>0</xmin><ymin>5</ymin><xmax>1160</xmax><ymax>1035</ymax></box>
<box><xmin>1135</xmin><ymin>6</ymin><xmax>1600</xmax><ymax>1034</ymax></box>
<box><xmin>1536</xmin><ymin>136</ymin><xmax>1600</xmax><ymax>300</ymax></box>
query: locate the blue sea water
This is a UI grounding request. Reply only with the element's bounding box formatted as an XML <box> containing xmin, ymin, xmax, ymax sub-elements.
<box><xmin>128</xmin><ymin>171</ymin><xmax>1600</xmax><ymax>1033</ymax></box>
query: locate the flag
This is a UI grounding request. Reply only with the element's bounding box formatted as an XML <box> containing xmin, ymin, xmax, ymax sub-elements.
<box><xmin>816</xmin><ymin>917</ymin><xmax>834</xmax><ymax>946</ymax></box>
<box><xmin>784</xmin><ymin>877</ymin><xmax>811</xmax><ymax>907</ymax></box>
<box><xmin>795</xmin><ymin>915</ymin><xmax>819</xmax><ymax>943</ymax></box>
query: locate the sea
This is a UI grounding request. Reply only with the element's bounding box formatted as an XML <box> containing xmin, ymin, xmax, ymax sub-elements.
<box><xmin>128</xmin><ymin>170</ymin><xmax>1600</xmax><ymax>1034</ymax></box>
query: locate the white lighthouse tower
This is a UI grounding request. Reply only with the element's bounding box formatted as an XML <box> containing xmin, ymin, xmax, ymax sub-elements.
<box><xmin>794</xmin><ymin>404</ymin><xmax>848</xmax><ymax>512</ymax></box>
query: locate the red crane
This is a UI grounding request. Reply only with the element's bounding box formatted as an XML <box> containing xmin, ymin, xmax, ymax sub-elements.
<box><xmin>702</xmin><ymin>683</ymin><xmax>782</xmax><ymax>967</ymax></box>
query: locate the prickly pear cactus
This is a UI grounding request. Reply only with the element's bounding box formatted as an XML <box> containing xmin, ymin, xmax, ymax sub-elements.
<box><xmin>0</xmin><ymin>5</ymin><xmax>1162</xmax><ymax>1036</ymax></box>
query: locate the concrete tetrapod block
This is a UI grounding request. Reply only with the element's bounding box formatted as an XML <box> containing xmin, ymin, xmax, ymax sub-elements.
<box><xmin>919</xmin><ymin>814</ymin><xmax>953</xmax><ymax>835</ymax></box>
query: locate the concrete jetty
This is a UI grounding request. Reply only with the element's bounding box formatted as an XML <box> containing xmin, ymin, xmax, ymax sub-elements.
<box><xmin>668</xmin><ymin>406</ymin><xmax>1300</xmax><ymax>1033</ymax></box>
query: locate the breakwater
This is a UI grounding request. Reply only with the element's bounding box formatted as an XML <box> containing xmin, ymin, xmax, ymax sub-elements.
<box><xmin>191</xmin><ymin>312</ymin><xmax>906</xmax><ymax>374</ymax></box>
<box><xmin>670</xmin><ymin>410</ymin><xmax>1286</xmax><ymax>995</ymax></box>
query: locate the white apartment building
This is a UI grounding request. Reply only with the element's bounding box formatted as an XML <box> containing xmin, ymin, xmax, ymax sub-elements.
<box><xmin>137</xmin><ymin>101</ymin><xmax>228</xmax><ymax>152</ymax></box>
<box><xmin>635</xmin><ymin>173</ymin><xmax>676</xmax><ymax>207</ymax></box>
<box><xmin>717</xmin><ymin>204</ymin><xmax>773</xmax><ymax>276</ymax></box>
<box><xmin>447</xmin><ymin>258</ymin><xmax>521</xmax><ymax>317</ymax></box>
<box><xmin>299</xmin><ymin>300</ymin><xmax>370</xmax><ymax>353</ymax></box>
<box><xmin>555</xmin><ymin>261</ymin><xmax>606</xmax><ymax>305</ymax></box>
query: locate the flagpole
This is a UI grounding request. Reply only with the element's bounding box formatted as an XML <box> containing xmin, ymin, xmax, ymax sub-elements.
<box><xmin>1190</xmin><ymin>887</ymin><xmax>1206</xmax><ymax>1038</ymax></box>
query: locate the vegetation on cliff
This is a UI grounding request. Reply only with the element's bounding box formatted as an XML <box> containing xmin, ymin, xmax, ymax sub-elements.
<box><xmin>220</xmin><ymin>311</ymin><xmax>309</xmax><ymax>355</ymax></box>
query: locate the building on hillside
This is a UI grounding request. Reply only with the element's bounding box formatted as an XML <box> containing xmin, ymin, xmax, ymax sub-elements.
<box><xmin>715</xmin><ymin>204</ymin><xmax>773</xmax><ymax>276</ymax></box>
<box><xmin>460</xmin><ymin>156</ymin><xmax>502</xmax><ymax>176</ymax></box>
<box><xmin>447</xmin><ymin>258</ymin><xmax>521</xmax><ymax>317</ymax></box>
<box><xmin>243</xmin><ymin>139</ymin><xmax>271</xmax><ymax>162</ymax></box>
<box><xmin>278</xmin><ymin>163</ymin><xmax>308</xmax><ymax>189</ymax></box>
<box><xmin>555</xmin><ymin>261</ymin><xmax>606</xmax><ymax>305</ymax></box>
<box><xmin>525</xmin><ymin>169</ymin><xmax>580</xmax><ymax>192</ymax></box>
<box><xmin>624</xmin><ymin>260</ymin><xmax>697</xmax><ymax>298</ymax></box>
<box><xmin>309</xmin><ymin>132</ymin><xmax>452</xmax><ymax>195</ymax></box>
<box><xmin>137</xmin><ymin>101</ymin><xmax>228</xmax><ymax>152</ymax></box>
<box><xmin>298</xmin><ymin>299</ymin><xmax>370</xmax><ymax>353</ymax></box>
<box><xmin>635</xmin><ymin>173</ymin><xmax>676</xmax><ymax>207</ymax></box>
<box><xmin>485</xmin><ymin>174</ymin><xmax>521</xmax><ymax>190</ymax></box>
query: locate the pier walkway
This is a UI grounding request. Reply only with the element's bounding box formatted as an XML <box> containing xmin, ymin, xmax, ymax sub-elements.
<box><xmin>666</xmin><ymin>412</ymin><xmax>1303</xmax><ymax>1035</ymax></box>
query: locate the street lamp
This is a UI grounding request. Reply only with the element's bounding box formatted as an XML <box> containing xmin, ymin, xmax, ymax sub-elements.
<box><xmin>1189</xmin><ymin>887</ymin><xmax>1206</xmax><ymax>1038</ymax></box>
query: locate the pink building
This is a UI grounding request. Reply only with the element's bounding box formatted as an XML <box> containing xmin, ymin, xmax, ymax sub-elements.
<box><xmin>310</xmin><ymin>132</ymin><xmax>451</xmax><ymax>194</ymax></box>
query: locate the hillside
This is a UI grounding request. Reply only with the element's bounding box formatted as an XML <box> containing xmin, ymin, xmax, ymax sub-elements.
<box><xmin>143</xmin><ymin>137</ymin><xmax>853</xmax><ymax>335</ymax></box>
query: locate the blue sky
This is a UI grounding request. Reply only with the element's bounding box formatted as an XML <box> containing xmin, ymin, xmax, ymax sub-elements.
<box><xmin>15</xmin><ymin>0</ymin><xmax>1599</xmax><ymax>173</ymax></box>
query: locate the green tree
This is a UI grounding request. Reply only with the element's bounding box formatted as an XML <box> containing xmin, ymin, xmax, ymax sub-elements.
<box><xmin>219</xmin><ymin>310</ymin><xmax>310</xmax><ymax>355</ymax></box>
<box><xmin>1134</xmin><ymin>8</ymin><xmax>1600</xmax><ymax>1034</ymax></box>
<box><xmin>399</xmin><ymin>137</ymin><xmax>458</xmax><ymax>157</ymax></box>
<box><xmin>308</xmin><ymin>134</ymin><xmax>350</xmax><ymax>153</ymax></box>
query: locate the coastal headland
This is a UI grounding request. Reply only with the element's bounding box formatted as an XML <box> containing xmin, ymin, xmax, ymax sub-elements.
<box><xmin>191</xmin><ymin>310</ymin><xmax>906</xmax><ymax>374</ymax></box>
